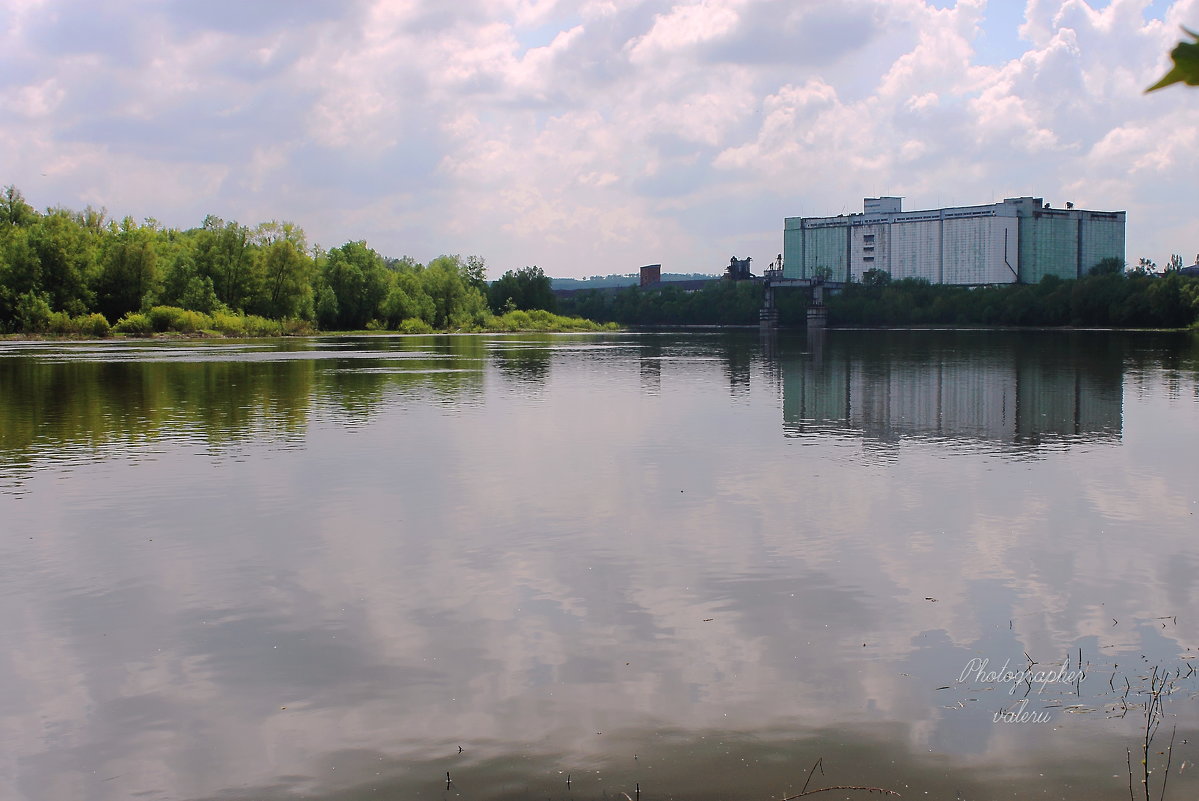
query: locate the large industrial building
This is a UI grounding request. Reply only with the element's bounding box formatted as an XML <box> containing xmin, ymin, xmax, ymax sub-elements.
<box><xmin>783</xmin><ymin>197</ymin><xmax>1126</xmax><ymax>285</ymax></box>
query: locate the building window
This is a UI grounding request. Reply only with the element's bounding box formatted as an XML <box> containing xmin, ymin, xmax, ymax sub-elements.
<box><xmin>863</xmin><ymin>234</ymin><xmax>876</xmax><ymax>244</ymax></box>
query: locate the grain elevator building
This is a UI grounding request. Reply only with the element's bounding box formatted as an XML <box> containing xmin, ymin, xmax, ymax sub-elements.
<box><xmin>783</xmin><ymin>197</ymin><xmax>1125</xmax><ymax>285</ymax></box>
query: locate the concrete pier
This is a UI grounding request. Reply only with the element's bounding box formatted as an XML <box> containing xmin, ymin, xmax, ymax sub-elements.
<box><xmin>757</xmin><ymin>270</ymin><xmax>839</xmax><ymax>330</ymax></box>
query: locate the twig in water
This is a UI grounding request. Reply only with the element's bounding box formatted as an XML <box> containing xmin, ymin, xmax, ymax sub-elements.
<box><xmin>781</xmin><ymin>787</ymin><xmax>900</xmax><ymax>799</ymax></box>
<box><xmin>1128</xmin><ymin>749</ymin><xmax>1135</xmax><ymax>801</ymax></box>
<box><xmin>783</xmin><ymin>758</ymin><xmax>900</xmax><ymax>798</ymax></box>
<box><xmin>800</xmin><ymin>757</ymin><xmax>824</xmax><ymax>796</ymax></box>
<box><xmin>1160</xmin><ymin>726</ymin><xmax>1177</xmax><ymax>801</ymax></box>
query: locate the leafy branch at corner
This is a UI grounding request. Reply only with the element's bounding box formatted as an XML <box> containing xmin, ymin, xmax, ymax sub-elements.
<box><xmin>1147</xmin><ymin>27</ymin><xmax>1199</xmax><ymax>92</ymax></box>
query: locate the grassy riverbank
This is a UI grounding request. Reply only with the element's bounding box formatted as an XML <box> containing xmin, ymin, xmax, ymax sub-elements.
<box><xmin>0</xmin><ymin>305</ymin><xmax>618</xmax><ymax>340</ymax></box>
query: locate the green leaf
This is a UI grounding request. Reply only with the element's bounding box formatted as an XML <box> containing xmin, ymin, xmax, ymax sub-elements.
<box><xmin>1147</xmin><ymin>27</ymin><xmax>1199</xmax><ymax>92</ymax></box>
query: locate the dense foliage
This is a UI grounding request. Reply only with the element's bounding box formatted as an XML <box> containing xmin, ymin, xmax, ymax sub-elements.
<box><xmin>0</xmin><ymin>186</ymin><xmax>590</xmax><ymax>336</ymax></box>
<box><xmin>550</xmin><ymin>272</ymin><xmax>718</xmax><ymax>289</ymax></box>
<box><xmin>558</xmin><ymin>280</ymin><xmax>765</xmax><ymax>325</ymax></box>
<box><xmin>488</xmin><ymin>266</ymin><xmax>556</xmax><ymax>313</ymax></box>
<box><xmin>827</xmin><ymin>273</ymin><xmax>1199</xmax><ymax>328</ymax></box>
<box><xmin>556</xmin><ymin>269</ymin><xmax>1199</xmax><ymax>329</ymax></box>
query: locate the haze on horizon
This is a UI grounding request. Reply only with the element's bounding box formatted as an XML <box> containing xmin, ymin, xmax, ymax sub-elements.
<box><xmin>1</xmin><ymin>0</ymin><xmax>1196</xmax><ymax>279</ymax></box>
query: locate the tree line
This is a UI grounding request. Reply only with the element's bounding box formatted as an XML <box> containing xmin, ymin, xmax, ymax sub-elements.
<box><xmin>829</xmin><ymin>268</ymin><xmax>1199</xmax><ymax>328</ymax></box>
<box><xmin>555</xmin><ymin>267</ymin><xmax>1199</xmax><ymax>329</ymax></box>
<box><xmin>0</xmin><ymin>186</ymin><xmax>575</xmax><ymax>335</ymax></box>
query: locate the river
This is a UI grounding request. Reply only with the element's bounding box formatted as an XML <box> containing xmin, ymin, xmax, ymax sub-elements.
<box><xmin>1</xmin><ymin>330</ymin><xmax>1197</xmax><ymax>801</ymax></box>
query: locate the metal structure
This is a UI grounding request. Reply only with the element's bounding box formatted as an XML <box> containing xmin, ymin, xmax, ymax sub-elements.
<box><xmin>760</xmin><ymin>253</ymin><xmax>840</xmax><ymax>331</ymax></box>
<box><xmin>726</xmin><ymin>256</ymin><xmax>754</xmax><ymax>280</ymax></box>
<box><xmin>783</xmin><ymin>197</ymin><xmax>1126</xmax><ymax>285</ymax></box>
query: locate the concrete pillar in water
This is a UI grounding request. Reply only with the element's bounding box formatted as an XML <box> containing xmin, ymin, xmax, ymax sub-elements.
<box><xmin>806</xmin><ymin>283</ymin><xmax>827</xmax><ymax>330</ymax></box>
<box><xmin>759</xmin><ymin>283</ymin><xmax>778</xmax><ymax>329</ymax></box>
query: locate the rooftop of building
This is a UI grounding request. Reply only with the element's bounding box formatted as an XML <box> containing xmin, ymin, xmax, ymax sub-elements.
<box><xmin>786</xmin><ymin>196</ymin><xmax>1125</xmax><ymax>227</ymax></box>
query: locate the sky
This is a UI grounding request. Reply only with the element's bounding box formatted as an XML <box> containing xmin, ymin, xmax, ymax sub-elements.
<box><xmin>1</xmin><ymin>0</ymin><xmax>1196</xmax><ymax>279</ymax></box>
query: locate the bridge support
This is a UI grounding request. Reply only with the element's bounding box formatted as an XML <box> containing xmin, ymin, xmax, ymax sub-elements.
<box><xmin>760</xmin><ymin>283</ymin><xmax>778</xmax><ymax>329</ymax></box>
<box><xmin>806</xmin><ymin>283</ymin><xmax>826</xmax><ymax>330</ymax></box>
<box><xmin>757</xmin><ymin>272</ymin><xmax>836</xmax><ymax>330</ymax></box>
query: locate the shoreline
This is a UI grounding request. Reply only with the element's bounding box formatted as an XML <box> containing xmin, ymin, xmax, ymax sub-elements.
<box><xmin>5</xmin><ymin>323</ymin><xmax>1198</xmax><ymax>342</ymax></box>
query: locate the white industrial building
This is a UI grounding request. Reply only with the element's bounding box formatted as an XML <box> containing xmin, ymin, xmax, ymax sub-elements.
<box><xmin>783</xmin><ymin>197</ymin><xmax>1126</xmax><ymax>285</ymax></box>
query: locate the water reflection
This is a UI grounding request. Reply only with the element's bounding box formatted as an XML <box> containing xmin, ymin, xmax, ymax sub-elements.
<box><xmin>1</xmin><ymin>332</ymin><xmax>1198</xmax><ymax>801</ymax></box>
<box><xmin>779</xmin><ymin>331</ymin><xmax>1124</xmax><ymax>450</ymax></box>
<box><xmin>0</xmin><ymin>337</ymin><xmax>494</xmax><ymax>487</ymax></box>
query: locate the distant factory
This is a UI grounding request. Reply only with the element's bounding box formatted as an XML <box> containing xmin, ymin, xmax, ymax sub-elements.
<box><xmin>783</xmin><ymin>197</ymin><xmax>1126</xmax><ymax>285</ymax></box>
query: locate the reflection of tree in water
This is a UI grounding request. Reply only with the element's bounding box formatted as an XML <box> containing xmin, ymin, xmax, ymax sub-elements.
<box><xmin>489</xmin><ymin>335</ymin><xmax>553</xmax><ymax>387</ymax></box>
<box><xmin>638</xmin><ymin>337</ymin><xmax>663</xmax><ymax>396</ymax></box>
<box><xmin>0</xmin><ymin>357</ymin><xmax>315</xmax><ymax>460</ymax></box>
<box><xmin>719</xmin><ymin>332</ymin><xmax>755</xmax><ymax>397</ymax></box>
<box><xmin>0</xmin><ymin>337</ymin><xmax>488</xmax><ymax>484</ymax></box>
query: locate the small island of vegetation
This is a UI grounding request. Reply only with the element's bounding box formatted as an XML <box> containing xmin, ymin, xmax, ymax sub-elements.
<box><xmin>0</xmin><ymin>186</ymin><xmax>611</xmax><ymax>338</ymax></box>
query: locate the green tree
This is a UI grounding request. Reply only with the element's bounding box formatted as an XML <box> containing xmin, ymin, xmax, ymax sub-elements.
<box><xmin>420</xmin><ymin>254</ymin><xmax>490</xmax><ymax>328</ymax></box>
<box><xmin>862</xmin><ymin>268</ymin><xmax>891</xmax><ymax>287</ymax></box>
<box><xmin>28</xmin><ymin>210</ymin><xmax>97</xmax><ymax>315</ymax></box>
<box><xmin>0</xmin><ymin>185</ymin><xmax>36</xmax><ymax>228</ymax></box>
<box><xmin>13</xmin><ymin>290</ymin><xmax>52</xmax><ymax>332</ymax></box>
<box><xmin>95</xmin><ymin>217</ymin><xmax>159</xmax><ymax>321</ymax></box>
<box><xmin>1089</xmin><ymin>257</ymin><xmax>1124</xmax><ymax>276</ymax></box>
<box><xmin>1131</xmin><ymin>257</ymin><xmax>1158</xmax><ymax>275</ymax></box>
<box><xmin>321</xmin><ymin>241</ymin><xmax>389</xmax><ymax>329</ymax></box>
<box><xmin>463</xmin><ymin>255</ymin><xmax>487</xmax><ymax>292</ymax></box>
<box><xmin>381</xmin><ymin>270</ymin><xmax>435</xmax><ymax>328</ymax></box>
<box><xmin>487</xmin><ymin>265</ymin><xmax>556</xmax><ymax>313</ymax></box>
<box><xmin>252</xmin><ymin>238</ymin><xmax>314</xmax><ymax>320</ymax></box>
<box><xmin>156</xmin><ymin>245</ymin><xmax>223</xmax><ymax>313</ymax></box>
<box><xmin>192</xmin><ymin>216</ymin><xmax>257</xmax><ymax>311</ymax></box>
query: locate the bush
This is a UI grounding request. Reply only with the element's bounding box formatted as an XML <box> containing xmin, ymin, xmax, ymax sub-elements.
<box><xmin>47</xmin><ymin>311</ymin><xmax>76</xmax><ymax>334</ymax></box>
<box><xmin>176</xmin><ymin>309</ymin><xmax>212</xmax><ymax>333</ymax></box>
<box><xmin>242</xmin><ymin>315</ymin><xmax>281</xmax><ymax>337</ymax></box>
<box><xmin>399</xmin><ymin>317</ymin><xmax>434</xmax><ymax>334</ymax></box>
<box><xmin>14</xmin><ymin>291</ymin><xmax>52</xmax><ymax>333</ymax></box>
<box><xmin>210</xmin><ymin>311</ymin><xmax>247</xmax><ymax>336</ymax></box>
<box><xmin>75</xmin><ymin>313</ymin><xmax>111</xmax><ymax>338</ymax></box>
<box><xmin>281</xmin><ymin>318</ymin><xmax>316</xmax><ymax>336</ymax></box>
<box><xmin>486</xmin><ymin>309</ymin><xmax>612</xmax><ymax>332</ymax></box>
<box><xmin>114</xmin><ymin>312</ymin><xmax>153</xmax><ymax>335</ymax></box>
<box><xmin>147</xmin><ymin>305</ymin><xmax>183</xmax><ymax>332</ymax></box>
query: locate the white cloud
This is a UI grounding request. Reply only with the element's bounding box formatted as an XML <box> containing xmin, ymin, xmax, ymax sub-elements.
<box><xmin>627</xmin><ymin>0</ymin><xmax>746</xmax><ymax>63</ymax></box>
<box><xmin>0</xmin><ymin>0</ymin><xmax>1195</xmax><ymax>275</ymax></box>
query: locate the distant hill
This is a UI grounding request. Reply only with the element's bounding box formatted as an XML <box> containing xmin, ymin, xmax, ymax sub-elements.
<box><xmin>551</xmin><ymin>273</ymin><xmax>718</xmax><ymax>289</ymax></box>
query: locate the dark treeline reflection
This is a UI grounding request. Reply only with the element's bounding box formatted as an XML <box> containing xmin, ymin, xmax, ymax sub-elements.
<box><xmin>489</xmin><ymin>336</ymin><xmax>553</xmax><ymax>386</ymax></box>
<box><xmin>775</xmin><ymin>330</ymin><xmax>1182</xmax><ymax>448</ymax></box>
<box><xmin>4</xmin><ymin>331</ymin><xmax>1197</xmax><ymax>476</ymax></box>
<box><xmin>0</xmin><ymin>336</ymin><xmax>490</xmax><ymax>475</ymax></box>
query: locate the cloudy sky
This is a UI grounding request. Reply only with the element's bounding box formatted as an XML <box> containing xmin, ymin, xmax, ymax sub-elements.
<box><xmin>1</xmin><ymin>0</ymin><xmax>1196</xmax><ymax>278</ymax></box>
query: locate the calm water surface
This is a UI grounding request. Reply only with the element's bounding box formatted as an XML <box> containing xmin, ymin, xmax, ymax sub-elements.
<box><xmin>1</xmin><ymin>330</ymin><xmax>1198</xmax><ymax>801</ymax></box>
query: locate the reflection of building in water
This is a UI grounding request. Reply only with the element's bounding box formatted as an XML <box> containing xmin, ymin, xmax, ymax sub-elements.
<box><xmin>638</xmin><ymin>339</ymin><xmax>662</xmax><ymax>395</ymax></box>
<box><xmin>782</xmin><ymin>334</ymin><xmax>1122</xmax><ymax>446</ymax></box>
